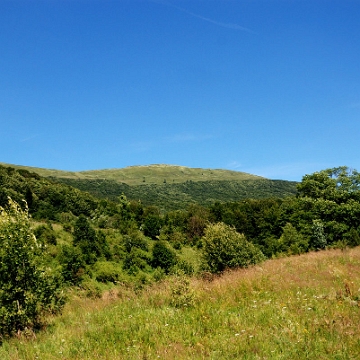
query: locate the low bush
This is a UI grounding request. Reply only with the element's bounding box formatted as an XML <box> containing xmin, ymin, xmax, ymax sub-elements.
<box><xmin>201</xmin><ymin>222</ymin><xmax>265</xmax><ymax>273</ymax></box>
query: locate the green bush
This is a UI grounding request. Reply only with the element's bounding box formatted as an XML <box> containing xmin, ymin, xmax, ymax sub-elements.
<box><xmin>33</xmin><ymin>223</ymin><xmax>57</xmax><ymax>245</ymax></box>
<box><xmin>0</xmin><ymin>199</ymin><xmax>64</xmax><ymax>338</ymax></box>
<box><xmin>58</xmin><ymin>245</ymin><xmax>86</xmax><ymax>285</ymax></box>
<box><xmin>201</xmin><ymin>222</ymin><xmax>265</xmax><ymax>273</ymax></box>
<box><xmin>310</xmin><ymin>219</ymin><xmax>327</xmax><ymax>250</ymax></box>
<box><xmin>170</xmin><ymin>274</ymin><xmax>196</xmax><ymax>309</ymax></box>
<box><xmin>278</xmin><ymin>223</ymin><xmax>308</xmax><ymax>255</ymax></box>
<box><xmin>123</xmin><ymin>231</ymin><xmax>149</xmax><ymax>252</ymax></box>
<box><xmin>152</xmin><ymin>241</ymin><xmax>177</xmax><ymax>273</ymax></box>
<box><xmin>94</xmin><ymin>261</ymin><xmax>123</xmax><ymax>284</ymax></box>
<box><xmin>123</xmin><ymin>248</ymin><xmax>152</xmax><ymax>274</ymax></box>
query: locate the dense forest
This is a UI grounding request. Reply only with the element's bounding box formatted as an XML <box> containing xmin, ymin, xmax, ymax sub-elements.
<box><xmin>51</xmin><ymin>177</ymin><xmax>297</xmax><ymax>211</ymax></box>
<box><xmin>1</xmin><ymin>163</ymin><xmax>360</xmax><ymax>338</ymax></box>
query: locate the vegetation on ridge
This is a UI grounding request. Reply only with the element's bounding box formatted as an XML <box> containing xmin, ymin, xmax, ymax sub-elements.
<box><xmin>1</xmin><ymin>162</ymin><xmax>360</xmax><ymax>357</ymax></box>
<box><xmin>0</xmin><ymin>163</ymin><xmax>264</xmax><ymax>185</ymax></box>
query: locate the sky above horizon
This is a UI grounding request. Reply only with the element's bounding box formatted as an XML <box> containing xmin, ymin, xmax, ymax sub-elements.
<box><xmin>1</xmin><ymin>0</ymin><xmax>359</xmax><ymax>181</ymax></box>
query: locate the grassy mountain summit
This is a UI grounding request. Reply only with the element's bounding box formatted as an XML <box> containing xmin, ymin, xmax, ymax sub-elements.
<box><xmin>80</xmin><ymin>164</ymin><xmax>265</xmax><ymax>185</ymax></box>
<box><xmin>0</xmin><ymin>162</ymin><xmax>297</xmax><ymax>211</ymax></box>
<box><xmin>0</xmin><ymin>163</ymin><xmax>264</xmax><ymax>185</ymax></box>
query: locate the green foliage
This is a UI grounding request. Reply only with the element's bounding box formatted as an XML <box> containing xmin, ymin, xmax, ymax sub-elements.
<box><xmin>152</xmin><ymin>241</ymin><xmax>177</xmax><ymax>273</ymax></box>
<box><xmin>297</xmin><ymin>166</ymin><xmax>360</xmax><ymax>204</ymax></box>
<box><xmin>123</xmin><ymin>248</ymin><xmax>152</xmax><ymax>274</ymax></box>
<box><xmin>93</xmin><ymin>262</ymin><xmax>123</xmax><ymax>284</ymax></box>
<box><xmin>0</xmin><ymin>199</ymin><xmax>64</xmax><ymax>338</ymax></box>
<box><xmin>142</xmin><ymin>214</ymin><xmax>162</xmax><ymax>239</ymax></box>
<box><xmin>201</xmin><ymin>222</ymin><xmax>265</xmax><ymax>273</ymax></box>
<box><xmin>343</xmin><ymin>227</ymin><xmax>360</xmax><ymax>247</ymax></box>
<box><xmin>278</xmin><ymin>223</ymin><xmax>308</xmax><ymax>255</ymax></box>
<box><xmin>169</xmin><ymin>273</ymin><xmax>196</xmax><ymax>308</ymax></box>
<box><xmin>209</xmin><ymin>198</ymin><xmax>285</xmax><ymax>248</ymax></box>
<box><xmin>0</xmin><ymin>165</ymin><xmax>97</xmax><ymax>220</ymax></box>
<box><xmin>123</xmin><ymin>232</ymin><xmax>148</xmax><ymax>253</ymax></box>
<box><xmin>57</xmin><ymin>178</ymin><xmax>296</xmax><ymax>212</ymax></box>
<box><xmin>310</xmin><ymin>220</ymin><xmax>327</xmax><ymax>250</ymax></box>
<box><xmin>58</xmin><ymin>245</ymin><xmax>86</xmax><ymax>285</ymax></box>
<box><xmin>73</xmin><ymin>216</ymin><xmax>110</xmax><ymax>264</ymax></box>
<box><xmin>33</xmin><ymin>223</ymin><xmax>57</xmax><ymax>246</ymax></box>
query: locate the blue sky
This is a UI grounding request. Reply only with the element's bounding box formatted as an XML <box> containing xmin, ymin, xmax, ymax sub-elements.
<box><xmin>1</xmin><ymin>0</ymin><xmax>359</xmax><ymax>181</ymax></box>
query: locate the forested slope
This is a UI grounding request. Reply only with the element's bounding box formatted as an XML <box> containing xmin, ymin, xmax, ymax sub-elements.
<box><xmin>52</xmin><ymin>177</ymin><xmax>297</xmax><ymax>211</ymax></box>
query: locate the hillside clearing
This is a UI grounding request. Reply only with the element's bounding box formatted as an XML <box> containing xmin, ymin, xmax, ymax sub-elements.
<box><xmin>2</xmin><ymin>247</ymin><xmax>360</xmax><ymax>359</ymax></box>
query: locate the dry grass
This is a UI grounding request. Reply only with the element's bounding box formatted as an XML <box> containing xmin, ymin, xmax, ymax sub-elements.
<box><xmin>2</xmin><ymin>248</ymin><xmax>360</xmax><ymax>359</ymax></box>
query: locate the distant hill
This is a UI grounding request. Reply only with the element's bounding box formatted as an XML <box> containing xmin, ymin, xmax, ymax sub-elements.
<box><xmin>53</xmin><ymin>177</ymin><xmax>297</xmax><ymax>211</ymax></box>
<box><xmin>1</xmin><ymin>163</ymin><xmax>297</xmax><ymax>210</ymax></box>
<box><xmin>0</xmin><ymin>163</ymin><xmax>264</xmax><ymax>185</ymax></box>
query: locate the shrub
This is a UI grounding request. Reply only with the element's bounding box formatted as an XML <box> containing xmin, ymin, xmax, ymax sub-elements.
<box><xmin>123</xmin><ymin>232</ymin><xmax>149</xmax><ymax>253</ymax></box>
<box><xmin>170</xmin><ymin>274</ymin><xmax>196</xmax><ymax>308</ymax></box>
<box><xmin>201</xmin><ymin>222</ymin><xmax>265</xmax><ymax>273</ymax></box>
<box><xmin>73</xmin><ymin>215</ymin><xmax>110</xmax><ymax>264</ymax></box>
<box><xmin>94</xmin><ymin>261</ymin><xmax>123</xmax><ymax>284</ymax></box>
<box><xmin>310</xmin><ymin>219</ymin><xmax>327</xmax><ymax>250</ymax></box>
<box><xmin>152</xmin><ymin>241</ymin><xmax>177</xmax><ymax>273</ymax></box>
<box><xmin>0</xmin><ymin>199</ymin><xmax>64</xmax><ymax>338</ymax></box>
<box><xmin>278</xmin><ymin>223</ymin><xmax>308</xmax><ymax>255</ymax></box>
<box><xmin>33</xmin><ymin>224</ymin><xmax>57</xmax><ymax>245</ymax></box>
<box><xmin>58</xmin><ymin>245</ymin><xmax>86</xmax><ymax>285</ymax></box>
<box><xmin>123</xmin><ymin>248</ymin><xmax>152</xmax><ymax>274</ymax></box>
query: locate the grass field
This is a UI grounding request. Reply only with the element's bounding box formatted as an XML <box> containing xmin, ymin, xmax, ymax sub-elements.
<box><xmin>2</xmin><ymin>247</ymin><xmax>360</xmax><ymax>359</ymax></box>
<box><xmin>0</xmin><ymin>163</ymin><xmax>264</xmax><ymax>185</ymax></box>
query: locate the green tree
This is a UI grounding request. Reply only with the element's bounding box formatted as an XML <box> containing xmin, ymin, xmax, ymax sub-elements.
<box><xmin>73</xmin><ymin>215</ymin><xmax>110</xmax><ymax>264</ymax></box>
<box><xmin>297</xmin><ymin>166</ymin><xmax>360</xmax><ymax>204</ymax></box>
<box><xmin>310</xmin><ymin>219</ymin><xmax>327</xmax><ymax>250</ymax></box>
<box><xmin>201</xmin><ymin>222</ymin><xmax>265</xmax><ymax>273</ymax></box>
<box><xmin>58</xmin><ymin>245</ymin><xmax>86</xmax><ymax>285</ymax></box>
<box><xmin>294</xmin><ymin>167</ymin><xmax>360</xmax><ymax>247</ymax></box>
<box><xmin>152</xmin><ymin>241</ymin><xmax>177</xmax><ymax>273</ymax></box>
<box><xmin>143</xmin><ymin>214</ymin><xmax>162</xmax><ymax>239</ymax></box>
<box><xmin>0</xmin><ymin>199</ymin><xmax>64</xmax><ymax>338</ymax></box>
<box><xmin>278</xmin><ymin>223</ymin><xmax>308</xmax><ymax>255</ymax></box>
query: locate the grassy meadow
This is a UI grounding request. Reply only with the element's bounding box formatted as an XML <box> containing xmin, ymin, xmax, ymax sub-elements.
<box><xmin>0</xmin><ymin>163</ymin><xmax>263</xmax><ymax>185</ymax></box>
<box><xmin>2</xmin><ymin>247</ymin><xmax>360</xmax><ymax>359</ymax></box>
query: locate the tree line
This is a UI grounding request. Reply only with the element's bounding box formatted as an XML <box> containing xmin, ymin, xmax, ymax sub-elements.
<box><xmin>1</xmin><ymin>165</ymin><xmax>360</xmax><ymax>338</ymax></box>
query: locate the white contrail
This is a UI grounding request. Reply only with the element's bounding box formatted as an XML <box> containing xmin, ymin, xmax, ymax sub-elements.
<box><xmin>152</xmin><ymin>0</ymin><xmax>255</xmax><ymax>33</ymax></box>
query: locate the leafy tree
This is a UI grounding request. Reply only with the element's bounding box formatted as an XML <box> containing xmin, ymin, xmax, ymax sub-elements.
<box><xmin>143</xmin><ymin>214</ymin><xmax>162</xmax><ymax>239</ymax></box>
<box><xmin>73</xmin><ymin>215</ymin><xmax>110</xmax><ymax>264</ymax></box>
<box><xmin>58</xmin><ymin>245</ymin><xmax>86</xmax><ymax>285</ymax></box>
<box><xmin>34</xmin><ymin>223</ymin><xmax>57</xmax><ymax>246</ymax></box>
<box><xmin>123</xmin><ymin>232</ymin><xmax>149</xmax><ymax>253</ymax></box>
<box><xmin>297</xmin><ymin>166</ymin><xmax>360</xmax><ymax>204</ymax></box>
<box><xmin>293</xmin><ymin>167</ymin><xmax>360</xmax><ymax>247</ymax></box>
<box><xmin>201</xmin><ymin>222</ymin><xmax>265</xmax><ymax>273</ymax></box>
<box><xmin>152</xmin><ymin>241</ymin><xmax>177</xmax><ymax>273</ymax></box>
<box><xmin>0</xmin><ymin>199</ymin><xmax>64</xmax><ymax>337</ymax></box>
<box><xmin>343</xmin><ymin>227</ymin><xmax>360</xmax><ymax>247</ymax></box>
<box><xmin>123</xmin><ymin>248</ymin><xmax>151</xmax><ymax>274</ymax></box>
<box><xmin>278</xmin><ymin>223</ymin><xmax>308</xmax><ymax>255</ymax></box>
<box><xmin>310</xmin><ymin>219</ymin><xmax>327</xmax><ymax>250</ymax></box>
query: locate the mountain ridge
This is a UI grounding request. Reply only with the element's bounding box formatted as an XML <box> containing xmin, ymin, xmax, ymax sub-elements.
<box><xmin>0</xmin><ymin>162</ymin><xmax>296</xmax><ymax>211</ymax></box>
<box><xmin>0</xmin><ymin>162</ymin><xmax>265</xmax><ymax>185</ymax></box>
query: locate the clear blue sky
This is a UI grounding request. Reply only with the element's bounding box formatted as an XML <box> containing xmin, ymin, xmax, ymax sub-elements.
<box><xmin>1</xmin><ymin>0</ymin><xmax>359</xmax><ymax>181</ymax></box>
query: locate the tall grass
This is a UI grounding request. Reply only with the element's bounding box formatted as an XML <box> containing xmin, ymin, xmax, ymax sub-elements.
<box><xmin>2</xmin><ymin>248</ymin><xmax>360</xmax><ymax>359</ymax></box>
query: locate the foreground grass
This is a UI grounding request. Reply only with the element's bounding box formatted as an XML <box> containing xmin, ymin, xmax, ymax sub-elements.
<box><xmin>2</xmin><ymin>248</ymin><xmax>360</xmax><ymax>359</ymax></box>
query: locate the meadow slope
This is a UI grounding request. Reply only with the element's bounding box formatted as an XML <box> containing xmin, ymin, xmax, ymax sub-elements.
<box><xmin>2</xmin><ymin>247</ymin><xmax>360</xmax><ymax>359</ymax></box>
